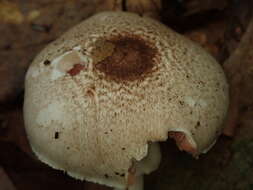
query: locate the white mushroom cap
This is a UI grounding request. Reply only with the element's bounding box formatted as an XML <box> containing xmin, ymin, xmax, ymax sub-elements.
<box><xmin>23</xmin><ymin>11</ymin><xmax>229</xmax><ymax>190</ymax></box>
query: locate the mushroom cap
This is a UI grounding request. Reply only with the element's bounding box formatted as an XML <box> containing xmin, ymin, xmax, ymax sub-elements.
<box><xmin>24</xmin><ymin>11</ymin><xmax>229</xmax><ymax>189</ymax></box>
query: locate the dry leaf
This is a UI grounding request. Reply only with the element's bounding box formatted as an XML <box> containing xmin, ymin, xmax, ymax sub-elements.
<box><xmin>126</xmin><ymin>0</ymin><xmax>161</xmax><ymax>19</ymax></box>
<box><xmin>184</xmin><ymin>0</ymin><xmax>228</xmax><ymax>15</ymax></box>
<box><xmin>95</xmin><ymin>0</ymin><xmax>122</xmax><ymax>12</ymax></box>
<box><xmin>223</xmin><ymin>18</ymin><xmax>253</xmax><ymax>136</ymax></box>
<box><xmin>0</xmin><ymin>1</ymin><xmax>24</xmax><ymax>24</ymax></box>
<box><xmin>0</xmin><ymin>167</ymin><xmax>16</xmax><ymax>190</ymax></box>
<box><xmin>27</xmin><ymin>10</ymin><xmax>41</xmax><ymax>22</ymax></box>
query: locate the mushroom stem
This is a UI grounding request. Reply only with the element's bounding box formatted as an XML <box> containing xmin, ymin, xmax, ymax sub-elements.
<box><xmin>114</xmin><ymin>176</ymin><xmax>143</xmax><ymax>190</ymax></box>
<box><xmin>128</xmin><ymin>175</ymin><xmax>144</xmax><ymax>190</ymax></box>
<box><xmin>125</xmin><ymin>143</ymin><xmax>161</xmax><ymax>190</ymax></box>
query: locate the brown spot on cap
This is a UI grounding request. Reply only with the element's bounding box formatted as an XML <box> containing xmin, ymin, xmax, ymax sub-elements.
<box><xmin>44</xmin><ymin>59</ymin><xmax>51</xmax><ymax>66</ymax></box>
<box><xmin>94</xmin><ymin>36</ymin><xmax>158</xmax><ymax>82</ymax></box>
<box><xmin>86</xmin><ymin>89</ymin><xmax>94</xmax><ymax>97</ymax></box>
<box><xmin>54</xmin><ymin>132</ymin><xmax>59</xmax><ymax>139</ymax></box>
<box><xmin>67</xmin><ymin>63</ymin><xmax>85</xmax><ymax>76</ymax></box>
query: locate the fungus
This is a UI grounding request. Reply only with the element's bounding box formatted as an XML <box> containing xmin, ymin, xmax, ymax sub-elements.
<box><xmin>23</xmin><ymin>12</ymin><xmax>229</xmax><ymax>190</ymax></box>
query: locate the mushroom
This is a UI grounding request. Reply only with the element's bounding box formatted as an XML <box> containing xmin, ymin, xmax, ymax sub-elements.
<box><xmin>23</xmin><ymin>11</ymin><xmax>229</xmax><ymax>190</ymax></box>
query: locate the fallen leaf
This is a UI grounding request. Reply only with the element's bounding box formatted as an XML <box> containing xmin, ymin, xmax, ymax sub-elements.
<box><xmin>27</xmin><ymin>10</ymin><xmax>41</xmax><ymax>22</ymax></box>
<box><xmin>223</xmin><ymin>18</ymin><xmax>253</xmax><ymax>136</ymax></box>
<box><xmin>95</xmin><ymin>0</ymin><xmax>122</xmax><ymax>12</ymax></box>
<box><xmin>0</xmin><ymin>1</ymin><xmax>24</xmax><ymax>24</ymax></box>
<box><xmin>0</xmin><ymin>167</ymin><xmax>16</xmax><ymax>190</ymax></box>
<box><xmin>126</xmin><ymin>0</ymin><xmax>161</xmax><ymax>19</ymax></box>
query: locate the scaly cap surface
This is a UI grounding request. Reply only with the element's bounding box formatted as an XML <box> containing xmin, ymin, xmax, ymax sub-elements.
<box><xmin>24</xmin><ymin>11</ymin><xmax>229</xmax><ymax>189</ymax></box>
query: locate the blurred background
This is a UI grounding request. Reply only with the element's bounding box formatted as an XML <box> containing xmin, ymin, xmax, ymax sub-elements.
<box><xmin>0</xmin><ymin>0</ymin><xmax>253</xmax><ymax>189</ymax></box>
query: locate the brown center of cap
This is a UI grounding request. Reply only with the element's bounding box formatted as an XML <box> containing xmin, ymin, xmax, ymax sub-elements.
<box><xmin>94</xmin><ymin>36</ymin><xmax>158</xmax><ymax>82</ymax></box>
